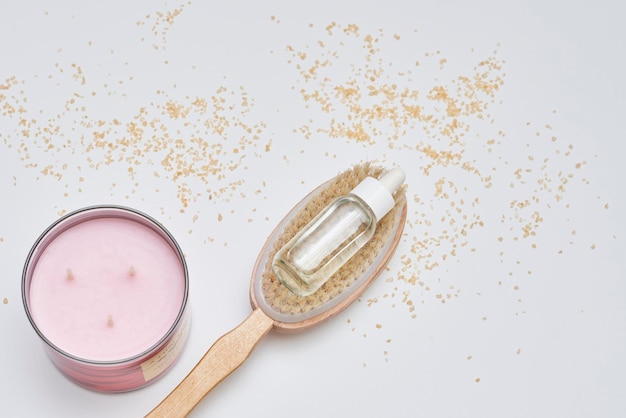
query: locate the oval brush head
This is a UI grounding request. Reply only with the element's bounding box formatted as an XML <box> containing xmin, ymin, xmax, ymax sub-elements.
<box><xmin>251</xmin><ymin>162</ymin><xmax>407</xmax><ymax>331</ymax></box>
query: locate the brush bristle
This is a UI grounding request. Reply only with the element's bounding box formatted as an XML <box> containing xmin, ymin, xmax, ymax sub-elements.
<box><xmin>261</xmin><ymin>162</ymin><xmax>406</xmax><ymax>315</ymax></box>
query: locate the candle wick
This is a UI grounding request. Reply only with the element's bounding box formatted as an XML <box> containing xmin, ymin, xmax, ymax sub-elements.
<box><xmin>66</xmin><ymin>268</ymin><xmax>75</xmax><ymax>281</ymax></box>
<box><xmin>107</xmin><ymin>315</ymin><xmax>114</xmax><ymax>327</ymax></box>
<box><xmin>129</xmin><ymin>266</ymin><xmax>136</xmax><ymax>277</ymax></box>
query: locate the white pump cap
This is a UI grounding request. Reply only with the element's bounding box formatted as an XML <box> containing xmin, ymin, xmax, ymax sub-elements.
<box><xmin>350</xmin><ymin>167</ymin><xmax>406</xmax><ymax>221</ymax></box>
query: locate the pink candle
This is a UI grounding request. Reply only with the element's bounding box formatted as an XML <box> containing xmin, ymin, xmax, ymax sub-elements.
<box><xmin>22</xmin><ymin>206</ymin><xmax>190</xmax><ymax>392</ymax></box>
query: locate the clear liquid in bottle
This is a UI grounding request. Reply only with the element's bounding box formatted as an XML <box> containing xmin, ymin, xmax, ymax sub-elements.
<box><xmin>272</xmin><ymin>167</ymin><xmax>405</xmax><ymax>297</ymax></box>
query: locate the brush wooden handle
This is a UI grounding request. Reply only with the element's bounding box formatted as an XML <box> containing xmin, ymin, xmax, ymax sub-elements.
<box><xmin>146</xmin><ymin>309</ymin><xmax>274</xmax><ymax>418</ymax></box>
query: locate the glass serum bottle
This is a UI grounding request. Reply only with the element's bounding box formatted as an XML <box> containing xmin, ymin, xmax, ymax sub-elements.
<box><xmin>272</xmin><ymin>167</ymin><xmax>405</xmax><ymax>297</ymax></box>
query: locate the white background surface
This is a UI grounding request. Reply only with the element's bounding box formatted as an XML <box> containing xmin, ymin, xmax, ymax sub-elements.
<box><xmin>1</xmin><ymin>1</ymin><xmax>625</xmax><ymax>417</ymax></box>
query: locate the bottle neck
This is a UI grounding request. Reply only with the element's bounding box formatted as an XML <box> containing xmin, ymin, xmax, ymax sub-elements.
<box><xmin>350</xmin><ymin>177</ymin><xmax>395</xmax><ymax>221</ymax></box>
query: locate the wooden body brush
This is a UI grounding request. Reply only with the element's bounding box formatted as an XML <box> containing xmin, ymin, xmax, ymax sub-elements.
<box><xmin>146</xmin><ymin>163</ymin><xmax>407</xmax><ymax>417</ymax></box>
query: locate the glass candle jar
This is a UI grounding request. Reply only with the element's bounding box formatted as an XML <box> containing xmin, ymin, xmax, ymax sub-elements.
<box><xmin>22</xmin><ymin>205</ymin><xmax>190</xmax><ymax>392</ymax></box>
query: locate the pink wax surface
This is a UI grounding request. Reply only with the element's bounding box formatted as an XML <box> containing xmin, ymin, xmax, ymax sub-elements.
<box><xmin>28</xmin><ymin>216</ymin><xmax>185</xmax><ymax>362</ymax></box>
